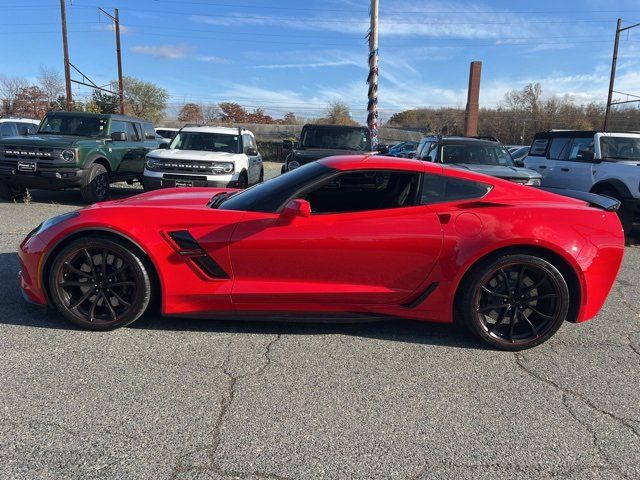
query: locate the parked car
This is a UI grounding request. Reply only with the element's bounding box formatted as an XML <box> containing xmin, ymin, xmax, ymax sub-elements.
<box><xmin>524</xmin><ymin>130</ymin><xmax>640</xmax><ymax>235</ymax></box>
<box><xmin>0</xmin><ymin>111</ymin><xmax>163</xmax><ymax>203</ymax></box>
<box><xmin>144</xmin><ymin>126</ymin><xmax>263</xmax><ymax>190</ymax></box>
<box><xmin>415</xmin><ymin>136</ymin><xmax>541</xmax><ymax>185</ymax></box>
<box><xmin>155</xmin><ymin>127</ymin><xmax>179</xmax><ymax>140</ymax></box>
<box><xmin>0</xmin><ymin>117</ymin><xmax>40</xmax><ymax>138</ymax></box>
<box><xmin>282</xmin><ymin>124</ymin><xmax>374</xmax><ymax>173</ymax></box>
<box><xmin>388</xmin><ymin>141</ymin><xmax>418</xmax><ymax>157</ymax></box>
<box><xmin>20</xmin><ymin>155</ymin><xmax>623</xmax><ymax>350</ymax></box>
<box><xmin>509</xmin><ymin>146</ymin><xmax>531</xmax><ymax>167</ymax></box>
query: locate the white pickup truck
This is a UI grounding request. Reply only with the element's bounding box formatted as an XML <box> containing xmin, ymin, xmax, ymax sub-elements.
<box><xmin>524</xmin><ymin>130</ymin><xmax>640</xmax><ymax>235</ymax></box>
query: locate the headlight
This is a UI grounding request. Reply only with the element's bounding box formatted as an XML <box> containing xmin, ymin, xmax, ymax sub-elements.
<box><xmin>288</xmin><ymin>160</ymin><xmax>300</xmax><ymax>170</ymax></box>
<box><xmin>146</xmin><ymin>157</ymin><xmax>161</xmax><ymax>170</ymax></box>
<box><xmin>211</xmin><ymin>162</ymin><xmax>234</xmax><ymax>174</ymax></box>
<box><xmin>32</xmin><ymin>211</ymin><xmax>80</xmax><ymax>237</ymax></box>
<box><xmin>61</xmin><ymin>149</ymin><xmax>75</xmax><ymax>162</ymax></box>
<box><xmin>525</xmin><ymin>178</ymin><xmax>542</xmax><ymax>186</ymax></box>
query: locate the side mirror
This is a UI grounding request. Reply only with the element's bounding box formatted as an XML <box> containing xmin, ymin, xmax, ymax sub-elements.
<box><xmin>577</xmin><ymin>149</ymin><xmax>596</xmax><ymax>162</ymax></box>
<box><xmin>281</xmin><ymin>199</ymin><xmax>311</xmax><ymax>219</ymax></box>
<box><xmin>245</xmin><ymin>147</ymin><xmax>258</xmax><ymax>156</ymax></box>
<box><xmin>158</xmin><ymin>142</ymin><xmax>169</xmax><ymax>149</ymax></box>
<box><xmin>283</xmin><ymin>139</ymin><xmax>294</xmax><ymax>150</ymax></box>
<box><xmin>111</xmin><ymin>131</ymin><xmax>127</xmax><ymax>141</ymax></box>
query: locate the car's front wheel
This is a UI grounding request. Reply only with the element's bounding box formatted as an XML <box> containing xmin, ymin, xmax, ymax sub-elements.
<box><xmin>0</xmin><ymin>182</ymin><xmax>26</xmax><ymax>201</ymax></box>
<box><xmin>80</xmin><ymin>163</ymin><xmax>110</xmax><ymax>204</ymax></box>
<box><xmin>49</xmin><ymin>236</ymin><xmax>152</xmax><ymax>330</ymax></box>
<box><xmin>457</xmin><ymin>253</ymin><xmax>569</xmax><ymax>350</ymax></box>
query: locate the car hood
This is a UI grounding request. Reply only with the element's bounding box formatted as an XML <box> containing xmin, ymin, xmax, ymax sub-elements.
<box><xmin>448</xmin><ymin>164</ymin><xmax>541</xmax><ymax>179</ymax></box>
<box><xmin>292</xmin><ymin>148</ymin><xmax>373</xmax><ymax>162</ymax></box>
<box><xmin>96</xmin><ymin>187</ymin><xmax>240</xmax><ymax>209</ymax></box>
<box><xmin>0</xmin><ymin>134</ymin><xmax>94</xmax><ymax>148</ymax></box>
<box><xmin>147</xmin><ymin>149</ymin><xmax>243</xmax><ymax>162</ymax></box>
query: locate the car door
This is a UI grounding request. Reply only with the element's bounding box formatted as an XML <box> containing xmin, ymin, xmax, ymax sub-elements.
<box><xmin>227</xmin><ymin>169</ymin><xmax>443</xmax><ymax>306</ymax></box>
<box><xmin>116</xmin><ymin>122</ymin><xmax>145</xmax><ymax>176</ymax></box>
<box><xmin>532</xmin><ymin>136</ymin><xmax>572</xmax><ymax>188</ymax></box>
<box><xmin>551</xmin><ymin>136</ymin><xmax>596</xmax><ymax>191</ymax></box>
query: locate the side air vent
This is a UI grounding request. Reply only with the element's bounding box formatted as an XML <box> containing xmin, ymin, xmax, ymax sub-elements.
<box><xmin>168</xmin><ymin>230</ymin><xmax>230</xmax><ymax>279</ymax></box>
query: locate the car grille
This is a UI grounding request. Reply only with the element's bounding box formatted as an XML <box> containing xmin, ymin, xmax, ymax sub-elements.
<box><xmin>163</xmin><ymin>174</ymin><xmax>208</xmax><ymax>181</ymax></box>
<box><xmin>1</xmin><ymin>146</ymin><xmax>57</xmax><ymax>166</ymax></box>
<box><xmin>152</xmin><ymin>160</ymin><xmax>228</xmax><ymax>174</ymax></box>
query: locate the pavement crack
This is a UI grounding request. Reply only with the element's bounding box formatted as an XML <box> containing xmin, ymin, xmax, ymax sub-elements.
<box><xmin>612</xmin><ymin>283</ymin><xmax>640</xmax><ymax>358</ymax></box>
<box><xmin>170</xmin><ymin>329</ymin><xmax>288</xmax><ymax>480</ymax></box>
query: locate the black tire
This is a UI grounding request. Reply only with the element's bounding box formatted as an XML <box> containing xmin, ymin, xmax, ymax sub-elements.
<box><xmin>237</xmin><ymin>171</ymin><xmax>248</xmax><ymax>189</ymax></box>
<box><xmin>457</xmin><ymin>253</ymin><xmax>570</xmax><ymax>350</ymax></box>
<box><xmin>0</xmin><ymin>182</ymin><xmax>26</xmax><ymax>201</ymax></box>
<box><xmin>281</xmin><ymin>164</ymin><xmax>287</xmax><ymax>175</ymax></box>
<box><xmin>48</xmin><ymin>236</ymin><xmax>152</xmax><ymax>330</ymax></box>
<box><xmin>258</xmin><ymin>168</ymin><xmax>264</xmax><ymax>183</ymax></box>
<box><xmin>80</xmin><ymin>163</ymin><xmax>110</xmax><ymax>204</ymax></box>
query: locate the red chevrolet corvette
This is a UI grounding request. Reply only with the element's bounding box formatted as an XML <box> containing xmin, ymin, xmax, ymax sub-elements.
<box><xmin>18</xmin><ymin>155</ymin><xmax>624</xmax><ymax>350</ymax></box>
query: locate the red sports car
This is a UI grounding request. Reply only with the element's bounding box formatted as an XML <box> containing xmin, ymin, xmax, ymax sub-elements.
<box><xmin>18</xmin><ymin>155</ymin><xmax>624</xmax><ymax>350</ymax></box>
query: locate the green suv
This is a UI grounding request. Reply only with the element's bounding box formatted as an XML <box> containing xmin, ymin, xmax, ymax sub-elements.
<box><xmin>0</xmin><ymin>111</ymin><xmax>162</xmax><ymax>203</ymax></box>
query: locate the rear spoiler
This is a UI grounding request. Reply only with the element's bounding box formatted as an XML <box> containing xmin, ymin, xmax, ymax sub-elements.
<box><xmin>540</xmin><ymin>187</ymin><xmax>620</xmax><ymax>212</ymax></box>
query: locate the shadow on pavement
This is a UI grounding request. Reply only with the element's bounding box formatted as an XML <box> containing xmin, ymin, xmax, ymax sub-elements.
<box><xmin>1</xmin><ymin>184</ymin><xmax>143</xmax><ymax>208</ymax></box>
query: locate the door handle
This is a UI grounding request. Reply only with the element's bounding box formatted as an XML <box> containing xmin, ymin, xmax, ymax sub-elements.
<box><xmin>561</xmin><ymin>168</ymin><xmax>570</xmax><ymax>172</ymax></box>
<box><xmin>538</xmin><ymin>165</ymin><xmax>547</xmax><ymax>169</ymax></box>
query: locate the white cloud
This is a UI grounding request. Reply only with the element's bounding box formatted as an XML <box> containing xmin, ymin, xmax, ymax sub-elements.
<box><xmin>195</xmin><ymin>55</ymin><xmax>228</xmax><ymax>64</ymax></box>
<box><xmin>91</xmin><ymin>23</ymin><xmax>132</xmax><ymax>34</ymax></box>
<box><xmin>131</xmin><ymin>44</ymin><xmax>193</xmax><ymax>59</ymax></box>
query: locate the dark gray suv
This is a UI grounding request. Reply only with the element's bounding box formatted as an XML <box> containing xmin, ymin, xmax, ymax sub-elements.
<box><xmin>414</xmin><ymin>136</ymin><xmax>541</xmax><ymax>186</ymax></box>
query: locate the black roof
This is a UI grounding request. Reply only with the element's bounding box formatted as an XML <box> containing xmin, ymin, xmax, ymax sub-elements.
<box><xmin>302</xmin><ymin>123</ymin><xmax>370</xmax><ymax>131</ymax></box>
<box><xmin>424</xmin><ymin>136</ymin><xmax>503</xmax><ymax>147</ymax></box>
<box><xmin>533</xmin><ymin>130</ymin><xmax>597</xmax><ymax>139</ymax></box>
<box><xmin>45</xmin><ymin>110</ymin><xmax>152</xmax><ymax>124</ymax></box>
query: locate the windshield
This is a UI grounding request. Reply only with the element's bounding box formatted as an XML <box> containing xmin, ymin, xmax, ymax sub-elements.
<box><xmin>219</xmin><ymin>161</ymin><xmax>331</xmax><ymax>213</ymax></box>
<box><xmin>170</xmin><ymin>132</ymin><xmax>240</xmax><ymax>153</ymax></box>
<box><xmin>300</xmin><ymin>126</ymin><xmax>371</xmax><ymax>151</ymax></box>
<box><xmin>38</xmin><ymin>114</ymin><xmax>108</xmax><ymax>137</ymax></box>
<box><xmin>441</xmin><ymin>144</ymin><xmax>514</xmax><ymax>166</ymax></box>
<box><xmin>600</xmin><ymin>136</ymin><xmax>640</xmax><ymax>160</ymax></box>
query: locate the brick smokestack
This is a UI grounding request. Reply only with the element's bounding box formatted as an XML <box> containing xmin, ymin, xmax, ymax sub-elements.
<box><xmin>464</xmin><ymin>61</ymin><xmax>482</xmax><ymax>137</ymax></box>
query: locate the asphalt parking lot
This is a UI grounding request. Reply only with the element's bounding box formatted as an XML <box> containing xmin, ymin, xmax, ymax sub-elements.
<box><xmin>0</xmin><ymin>163</ymin><xmax>638</xmax><ymax>479</ymax></box>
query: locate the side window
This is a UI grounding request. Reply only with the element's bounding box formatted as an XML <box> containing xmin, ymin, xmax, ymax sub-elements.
<box><xmin>567</xmin><ymin>137</ymin><xmax>594</xmax><ymax>161</ymax></box>
<box><xmin>142</xmin><ymin>122</ymin><xmax>155</xmax><ymax>139</ymax></box>
<box><xmin>300</xmin><ymin>170</ymin><xmax>421</xmax><ymax>214</ymax></box>
<box><xmin>427</xmin><ymin>145</ymin><xmax>438</xmax><ymax>162</ymax></box>
<box><xmin>18</xmin><ymin>123</ymin><xmax>37</xmax><ymax>135</ymax></box>
<box><xmin>0</xmin><ymin>122</ymin><xmax>18</xmax><ymax>137</ymax></box>
<box><xmin>421</xmin><ymin>174</ymin><xmax>492</xmax><ymax>205</ymax></box>
<box><xmin>126</xmin><ymin>122</ymin><xmax>140</xmax><ymax>141</ymax></box>
<box><xmin>242</xmin><ymin>134</ymin><xmax>256</xmax><ymax>152</ymax></box>
<box><xmin>547</xmin><ymin>137</ymin><xmax>572</xmax><ymax>160</ymax></box>
<box><xmin>530</xmin><ymin>138</ymin><xmax>548</xmax><ymax>156</ymax></box>
<box><xmin>110</xmin><ymin>120</ymin><xmax>127</xmax><ymax>135</ymax></box>
<box><xmin>417</xmin><ymin>142</ymin><xmax>433</xmax><ymax>160</ymax></box>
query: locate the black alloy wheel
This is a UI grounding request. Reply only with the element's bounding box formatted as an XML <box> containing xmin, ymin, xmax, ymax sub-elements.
<box><xmin>0</xmin><ymin>182</ymin><xmax>27</xmax><ymax>201</ymax></box>
<box><xmin>49</xmin><ymin>236</ymin><xmax>152</xmax><ymax>330</ymax></box>
<box><xmin>458</xmin><ymin>254</ymin><xmax>569</xmax><ymax>350</ymax></box>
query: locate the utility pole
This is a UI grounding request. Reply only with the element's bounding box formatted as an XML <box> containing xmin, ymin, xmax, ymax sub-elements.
<box><xmin>367</xmin><ymin>0</ymin><xmax>379</xmax><ymax>149</ymax></box>
<box><xmin>59</xmin><ymin>0</ymin><xmax>72</xmax><ymax>111</ymax></box>
<box><xmin>604</xmin><ymin>18</ymin><xmax>640</xmax><ymax>131</ymax></box>
<box><xmin>99</xmin><ymin>7</ymin><xmax>125</xmax><ymax>114</ymax></box>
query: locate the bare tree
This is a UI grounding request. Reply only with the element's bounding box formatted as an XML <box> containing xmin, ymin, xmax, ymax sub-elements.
<box><xmin>37</xmin><ymin>66</ymin><xmax>65</xmax><ymax>106</ymax></box>
<box><xmin>0</xmin><ymin>75</ymin><xmax>29</xmax><ymax>115</ymax></box>
<box><xmin>202</xmin><ymin>104</ymin><xmax>221</xmax><ymax>124</ymax></box>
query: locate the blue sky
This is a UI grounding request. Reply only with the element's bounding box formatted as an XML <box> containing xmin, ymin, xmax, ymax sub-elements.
<box><xmin>3</xmin><ymin>0</ymin><xmax>640</xmax><ymax>121</ymax></box>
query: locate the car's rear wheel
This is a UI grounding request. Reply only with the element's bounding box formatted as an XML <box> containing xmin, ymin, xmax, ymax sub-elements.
<box><xmin>237</xmin><ymin>171</ymin><xmax>248</xmax><ymax>189</ymax></box>
<box><xmin>49</xmin><ymin>236</ymin><xmax>152</xmax><ymax>330</ymax></box>
<box><xmin>258</xmin><ymin>168</ymin><xmax>264</xmax><ymax>183</ymax></box>
<box><xmin>457</xmin><ymin>254</ymin><xmax>569</xmax><ymax>350</ymax></box>
<box><xmin>0</xmin><ymin>182</ymin><xmax>26</xmax><ymax>201</ymax></box>
<box><xmin>80</xmin><ymin>163</ymin><xmax>110</xmax><ymax>204</ymax></box>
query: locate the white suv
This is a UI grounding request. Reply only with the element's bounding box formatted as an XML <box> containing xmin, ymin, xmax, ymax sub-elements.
<box><xmin>524</xmin><ymin>130</ymin><xmax>640</xmax><ymax>234</ymax></box>
<box><xmin>143</xmin><ymin>126</ymin><xmax>263</xmax><ymax>190</ymax></box>
<box><xmin>0</xmin><ymin>117</ymin><xmax>40</xmax><ymax>138</ymax></box>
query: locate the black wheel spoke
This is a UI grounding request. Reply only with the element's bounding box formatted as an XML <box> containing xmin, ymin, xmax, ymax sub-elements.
<box><xmin>59</xmin><ymin>281</ymin><xmax>91</xmax><ymax>288</ymax></box>
<box><xmin>488</xmin><ymin>307</ymin><xmax>509</xmax><ymax>334</ymax></box>
<box><xmin>64</xmin><ymin>262</ymin><xmax>93</xmax><ymax>279</ymax></box>
<box><xmin>523</xmin><ymin>276</ymin><xmax>547</xmax><ymax>294</ymax></box>
<box><xmin>69</xmin><ymin>288</ymin><xmax>94</xmax><ymax>309</ymax></box>
<box><xmin>519</xmin><ymin>310</ymin><xmax>538</xmax><ymax>337</ymax></box>
<box><xmin>528</xmin><ymin>305</ymin><xmax>554</xmax><ymax>320</ymax></box>
<box><xmin>481</xmin><ymin>285</ymin><xmax>509</xmax><ymax>299</ymax></box>
<box><xmin>527</xmin><ymin>293</ymin><xmax>557</xmax><ymax>303</ymax></box>
<box><xmin>88</xmin><ymin>293</ymin><xmax>98</xmax><ymax>322</ymax></box>
<box><xmin>108</xmin><ymin>289</ymin><xmax>131</xmax><ymax>307</ymax></box>
<box><xmin>106</xmin><ymin>264</ymin><xmax>127</xmax><ymax>279</ymax></box>
<box><xmin>516</xmin><ymin>264</ymin><xmax>527</xmax><ymax>295</ymax></box>
<box><xmin>83</xmin><ymin>249</ymin><xmax>98</xmax><ymax>278</ymax></box>
<box><xmin>509</xmin><ymin>310</ymin><xmax>517</xmax><ymax>342</ymax></box>
<box><xmin>498</xmin><ymin>268</ymin><xmax>510</xmax><ymax>289</ymax></box>
<box><xmin>101</xmin><ymin>293</ymin><xmax>118</xmax><ymax>321</ymax></box>
<box><xmin>110</xmin><ymin>281</ymin><xmax>135</xmax><ymax>288</ymax></box>
<box><xmin>101</xmin><ymin>250</ymin><xmax>107</xmax><ymax>276</ymax></box>
<box><xmin>479</xmin><ymin>303</ymin><xmax>509</xmax><ymax>313</ymax></box>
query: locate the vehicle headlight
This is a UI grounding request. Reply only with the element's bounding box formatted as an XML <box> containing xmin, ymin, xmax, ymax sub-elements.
<box><xmin>288</xmin><ymin>160</ymin><xmax>300</xmax><ymax>170</ymax></box>
<box><xmin>61</xmin><ymin>149</ymin><xmax>76</xmax><ymax>162</ymax></box>
<box><xmin>146</xmin><ymin>157</ymin><xmax>162</xmax><ymax>170</ymax></box>
<box><xmin>525</xmin><ymin>178</ymin><xmax>542</xmax><ymax>186</ymax></box>
<box><xmin>30</xmin><ymin>211</ymin><xmax>80</xmax><ymax>238</ymax></box>
<box><xmin>211</xmin><ymin>162</ymin><xmax>234</xmax><ymax>174</ymax></box>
